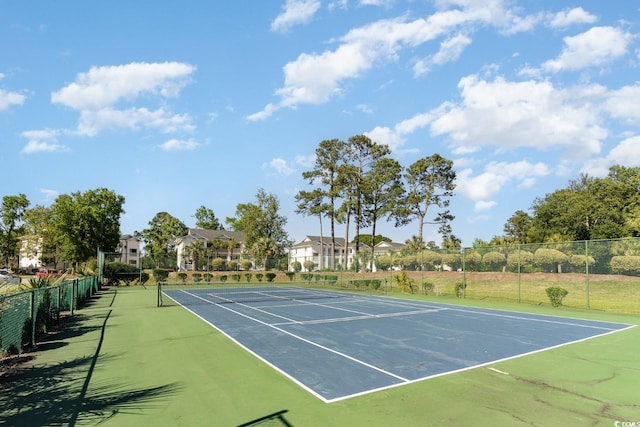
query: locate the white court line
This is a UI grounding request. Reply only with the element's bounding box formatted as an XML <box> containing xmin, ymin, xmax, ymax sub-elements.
<box><xmin>272</xmin><ymin>308</ymin><xmax>446</xmax><ymax>326</ymax></box>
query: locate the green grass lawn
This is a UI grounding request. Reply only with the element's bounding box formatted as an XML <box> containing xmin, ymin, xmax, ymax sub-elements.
<box><xmin>1</xmin><ymin>285</ymin><xmax>639</xmax><ymax>426</ymax></box>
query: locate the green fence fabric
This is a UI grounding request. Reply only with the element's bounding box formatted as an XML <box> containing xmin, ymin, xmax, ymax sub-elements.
<box><xmin>0</xmin><ymin>276</ymin><xmax>98</xmax><ymax>356</ymax></box>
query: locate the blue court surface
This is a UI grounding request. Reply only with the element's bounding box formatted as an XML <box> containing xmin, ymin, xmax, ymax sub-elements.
<box><xmin>163</xmin><ymin>286</ymin><xmax>634</xmax><ymax>403</ymax></box>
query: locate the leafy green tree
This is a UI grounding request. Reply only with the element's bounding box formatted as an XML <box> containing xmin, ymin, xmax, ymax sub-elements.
<box><xmin>51</xmin><ymin>188</ymin><xmax>124</xmax><ymax>266</ymax></box>
<box><xmin>344</xmin><ymin>135</ymin><xmax>391</xmax><ymax>255</ymax></box>
<box><xmin>398</xmin><ymin>154</ymin><xmax>456</xmax><ymax>245</ymax></box>
<box><xmin>226</xmin><ymin>189</ymin><xmax>292</xmax><ymax>257</ymax></box>
<box><xmin>183</xmin><ymin>241</ymin><xmax>207</xmax><ymax>271</ymax></box>
<box><xmin>404</xmin><ymin>235</ymin><xmax>426</xmax><ymax>251</ymax></box>
<box><xmin>357</xmin><ymin>234</ymin><xmax>391</xmax><ymax>247</ymax></box>
<box><xmin>137</xmin><ymin>212</ymin><xmax>187</xmax><ymax>267</ymax></box>
<box><xmin>504</xmin><ymin>210</ymin><xmax>533</xmax><ymax>243</ymax></box>
<box><xmin>250</xmin><ymin>236</ymin><xmax>279</xmax><ymax>271</ymax></box>
<box><xmin>193</xmin><ymin>206</ymin><xmax>224</xmax><ymax>230</ymax></box>
<box><xmin>0</xmin><ymin>194</ymin><xmax>29</xmax><ymax>267</ymax></box>
<box><xmin>362</xmin><ymin>157</ymin><xmax>405</xmax><ymax>265</ymax></box>
<box><xmin>295</xmin><ymin>188</ymin><xmax>327</xmax><ymax>269</ymax></box>
<box><xmin>300</xmin><ymin>139</ymin><xmax>346</xmax><ymax>269</ymax></box>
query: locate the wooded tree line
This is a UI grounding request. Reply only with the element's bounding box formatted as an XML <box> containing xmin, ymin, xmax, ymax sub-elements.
<box><xmin>0</xmin><ymin>188</ymin><xmax>124</xmax><ymax>270</ymax></box>
<box><xmin>295</xmin><ymin>135</ymin><xmax>457</xmax><ymax>269</ymax></box>
<box><xmin>495</xmin><ymin>165</ymin><xmax>640</xmax><ymax>245</ymax></box>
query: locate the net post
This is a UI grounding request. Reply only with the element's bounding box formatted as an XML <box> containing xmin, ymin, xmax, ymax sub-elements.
<box><xmin>157</xmin><ymin>281</ymin><xmax>162</xmax><ymax>307</ymax></box>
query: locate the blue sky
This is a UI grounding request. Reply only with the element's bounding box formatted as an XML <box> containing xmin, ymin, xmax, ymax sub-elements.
<box><xmin>2</xmin><ymin>0</ymin><xmax>639</xmax><ymax>247</ymax></box>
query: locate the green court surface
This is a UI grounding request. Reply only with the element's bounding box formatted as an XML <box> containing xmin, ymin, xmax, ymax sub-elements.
<box><xmin>1</xmin><ymin>286</ymin><xmax>639</xmax><ymax>426</ymax></box>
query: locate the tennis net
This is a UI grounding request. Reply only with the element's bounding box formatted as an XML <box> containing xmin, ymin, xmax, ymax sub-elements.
<box><xmin>157</xmin><ymin>282</ymin><xmax>352</xmax><ymax>307</ymax></box>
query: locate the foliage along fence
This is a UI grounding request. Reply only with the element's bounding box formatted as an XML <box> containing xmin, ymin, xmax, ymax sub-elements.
<box><xmin>0</xmin><ymin>276</ymin><xmax>99</xmax><ymax>356</ymax></box>
<box><xmin>286</xmin><ymin>237</ymin><xmax>640</xmax><ymax>314</ymax></box>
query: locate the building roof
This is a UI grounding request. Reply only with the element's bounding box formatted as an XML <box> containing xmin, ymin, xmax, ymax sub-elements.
<box><xmin>291</xmin><ymin>235</ymin><xmax>372</xmax><ymax>250</ymax></box>
<box><xmin>177</xmin><ymin>228</ymin><xmax>245</xmax><ymax>244</ymax></box>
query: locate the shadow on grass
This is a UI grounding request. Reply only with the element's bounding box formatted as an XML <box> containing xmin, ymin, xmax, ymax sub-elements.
<box><xmin>0</xmin><ymin>354</ymin><xmax>182</xmax><ymax>425</ymax></box>
<box><xmin>0</xmin><ymin>288</ymin><xmax>182</xmax><ymax>426</ymax></box>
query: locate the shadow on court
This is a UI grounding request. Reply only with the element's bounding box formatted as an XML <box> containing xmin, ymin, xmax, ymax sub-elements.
<box><xmin>237</xmin><ymin>409</ymin><xmax>293</xmax><ymax>426</ymax></box>
<box><xmin>0</xmin><ymin>289</ymin><xmax>182</xmax><ymax>426</ymax></box>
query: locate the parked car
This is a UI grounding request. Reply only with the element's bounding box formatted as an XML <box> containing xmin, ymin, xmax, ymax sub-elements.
<box><xmin>35</xmin><ymin>268</ymin><xmax>62</xmax><ymax>278</ymax></box>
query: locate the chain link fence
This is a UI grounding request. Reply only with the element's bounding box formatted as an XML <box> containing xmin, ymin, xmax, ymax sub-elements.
<box><xmin>0</xmin><ymin>276</ymin><xmax>99</xmax><ymax>356</ymax></box>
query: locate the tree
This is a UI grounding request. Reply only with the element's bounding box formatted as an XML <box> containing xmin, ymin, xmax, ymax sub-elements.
<box><xmin>50</xmin><ymin>188</ymin><xmax>125</xmax><ymax>266</ymax></box>
<box><xmin>0</xmin><ymin>194</ymin><xmax>30</xmax><ymax>267</ymax></box>
<box><xmin>399</xmin><ymin>154</ymin><xmax>456</xmax><ymax>244</ymax></box>
<box><xmin>137</xmin><ymin>212</ymin><xmax>187</xmax><ymax>266</ymax></box>
<box><xmin>23</xmin><ymin>205</ymin><xmax>61</xmax><ymax>267</ymax></box>
<box><xmin>295</xmin><ymin>188</ymin><xmax>327</xmax><ymax>269</ymax></box>
<box><xmin>193</xmin><ymin>206</ymin><xmax>224</xmax><ymax>230</ymax></box>
<box><xmin>362</xmin><ymin>157</ymin><xmax>404</xmax><ymax>264</ymax></box>
<box><xmin>250</xmin><ymin>236</ymin><xmax>279</xmax><ymax>271</ymax></box>
<box><xmin>404</xmin><ymin>235</ymin><xmax>426</xmax><ymax>251</ymax></box>
<box><xmin>504</xmin><ymin>210</ymin><xmax>533</xmax><ymax>243</ymax></box>
<box><xmin>226</xmin><ymin>189</ymin><xmax>292</xmax><ymax>257</ymax></box>
<box><xmin>344</xmin><ymin>135</ymin><xmax>391</xmax><ymax>255</ymax></box>
<box><xmin>183</xmin><ymin>241</ymin><xmax>207</xmax><ymax>271</ymax></box>
<box><xmin>300</xmin><ymin>139</ymin><xmax>346</xmax><ymax>269</ymax></box>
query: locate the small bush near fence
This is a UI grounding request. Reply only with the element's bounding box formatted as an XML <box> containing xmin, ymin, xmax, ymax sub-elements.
<box><xmin>546</xmin><ymin>286</ymin><xmax>569</xmax><ymax>307</ymax></box>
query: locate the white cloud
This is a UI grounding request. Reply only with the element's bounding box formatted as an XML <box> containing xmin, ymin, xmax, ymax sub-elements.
<box><xmin>40</xmin><ymin>188</ymin><xmax>59</xmax><ymax>201</ymax></box>
<box><xmin>456</xmin><ymin>160</ymin><xmax>550</xmax><ymax>210</ymax></box>
<box><xmin>0</xmin><ymin>88</ymin><xmax>26</xmax><ymax>111</ymax></box>
<box><xmin>51</xmin><ymin>62</ymin><xmax>196</xmax><ymax>136</ymax></box>
<box><xmin>249</xmin><ymin>1</ymin><xmax>536</xmax><ymax>120</ymax></box>
<box><xmin>603</xmin><ymin>83</ymin><xmax>640</xmax><ymax>124</ymax></box>
<box><xmin>21</xmin><ymin>140</ymin><xmax>68</xmax><ymax>154</ymax></box>
<box><xmin>271</xmin><ymin>0</ymin><xmax>321</xmax><ymax>32</ymax></box>
<box><xmin>159</xmin><ymin>138</ymin><xmax>202</xmax><ymax>151</ymax></box>
<box><xmin>542</xmin><ymin>26</ymin><xmax>631</xmax><ymax>72</ymax></box>
<box><xmin>266</xmin><ymin>157</ymin><xmax>295</xmax><ymax>175</ymax></box>
<box><xmin>607</xmin><ymin>136</ymin><xmax>640</xmax><ymax>166</ymax></box>
<box><xmin>430</xmin><ymin>75</ymin><xmax>607</xmax><ymax>157</ymax></box>
<box><xmin>52</xmin><ymin>62</ymin><xmax>195</xmax><ymax>110</ymax></box>
<box><xmin>20</xmin><ymin>129</ymin><xmax>68</xmax><ymax>154</ymax></box>
<box><xmin>548</xmin><ymin>7</ymin><xmax>597</xmax><ymax>29</ymax></box>
<box><xmin>414</xmin><ymin>33</ymin><xmax>472</xmax><ymax>76</ymax></box>
<box><xmin>295</xmin><ymin>154</ymin><xmax>316</xmax><ymax>168</ymax></box>
<box><xmin>77</xmin><ymin>107</ymin><xmax>194</xmax><ymax>136</ymax></box>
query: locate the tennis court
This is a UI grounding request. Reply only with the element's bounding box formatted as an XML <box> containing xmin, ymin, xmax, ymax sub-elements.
<box><xmin>161</xmin><ymin>285</ymin><xmax>633</xmax><ymax>403</ymax></box>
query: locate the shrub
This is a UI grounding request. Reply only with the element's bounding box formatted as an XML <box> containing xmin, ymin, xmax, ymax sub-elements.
<box><xmin>265</xmin><ymin>272</ymin><xmax>276</xmax><ymax>282</ymax></box>
<box><xmin>301</xmin><ymin>273</ymin><xmax>313</xmax><ymax>282</ymax></box>
<box><xmin>285</xmin><ymin>272</ymin><xmax>295</xmax><ymax>281</ymax></box>
<box><xmin>203</xmin><ymin>273</ymin><xmax>213</xmax><ymax>283</ymax></box>
<box><xmin>241</xmin><ymin>260</ymin><xmax>253</xmax><ymax>271</ymax></box>
<box><xmin>393</xmin><ymin>271</ymin><xmax>414</xmax><ymax>293</ymax></box>
<box><xmin>303</xmin><ymin>260</ymin><xmax>315</xmax><ymax>272</ymax></box>
<box><xmin>220</xmin><ymin>275</ymin><xmax>228</xmax><ymax>283</ymax></box>
<box><xmin>291</xmin><ymin>261</ymin><xmax>302</xmax><ymax>273</ymax></box>
<box><xmin>535</xmin><ymin>248</ymin><xmax>568</xmax><ymax>273</ymax></box>
<box><xmin>455</xmin><ymin>282</ymin><xmax>466</xmax><ymax>298</ymax></box>
<box><xmin>422</xmin><ymin>281</ymin><xmax>435</xmax><ymax>295</ymax></box>
<box><xmin>211</xmin><ymin>258</ymin><xmax>226</xmax><ymax>271</ymax></box>
<box><xmin>610</xmin><ymin>256</ymin><xmax>640</xmax><ymax>276</ymax></box>
<box><xmin>482</xmin><ymin>252</ymin><xmax>506</xmax><ymax>272</ymax></box>
<box><xmin>192</xmin><ymin>273</ymin><xmax>202</xmax><ymax>283</ymax></box>
<box><xmin>231</xmin><ymin>273</ymin><xmax>241</xmax><ymax>282</ymax></box>
<box><xmin>228</xmin><ymin>261</ymin><xmax>238</xmax><ymax>271</ymax></box>
<box><xmin>245</xmin><ymin>273</ymin><xmax>253</xmax><ymax>282</ymax></box>
<box><xmin>177</xmin><ymin>273</ymin><xmax>187</xmax><ymax>283</ymax></box>
<box><xmin>104</xmin><ymin>262</ymin><xmax>148</xmax><ymax>286</ymax></box>
<box><xmin>546</xmin><ymin>286</ymin><xmax>568</xmax><ymax>307</ymax></box>
<box><xmin>255</xmin><ymin>273</ymin><xmax>263</xmax><ymax>282</ymax></box>
<box><xmin>153</xmin><ymin>269</ymin><xmax>169</xmax><ymax>282</ymax></box>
